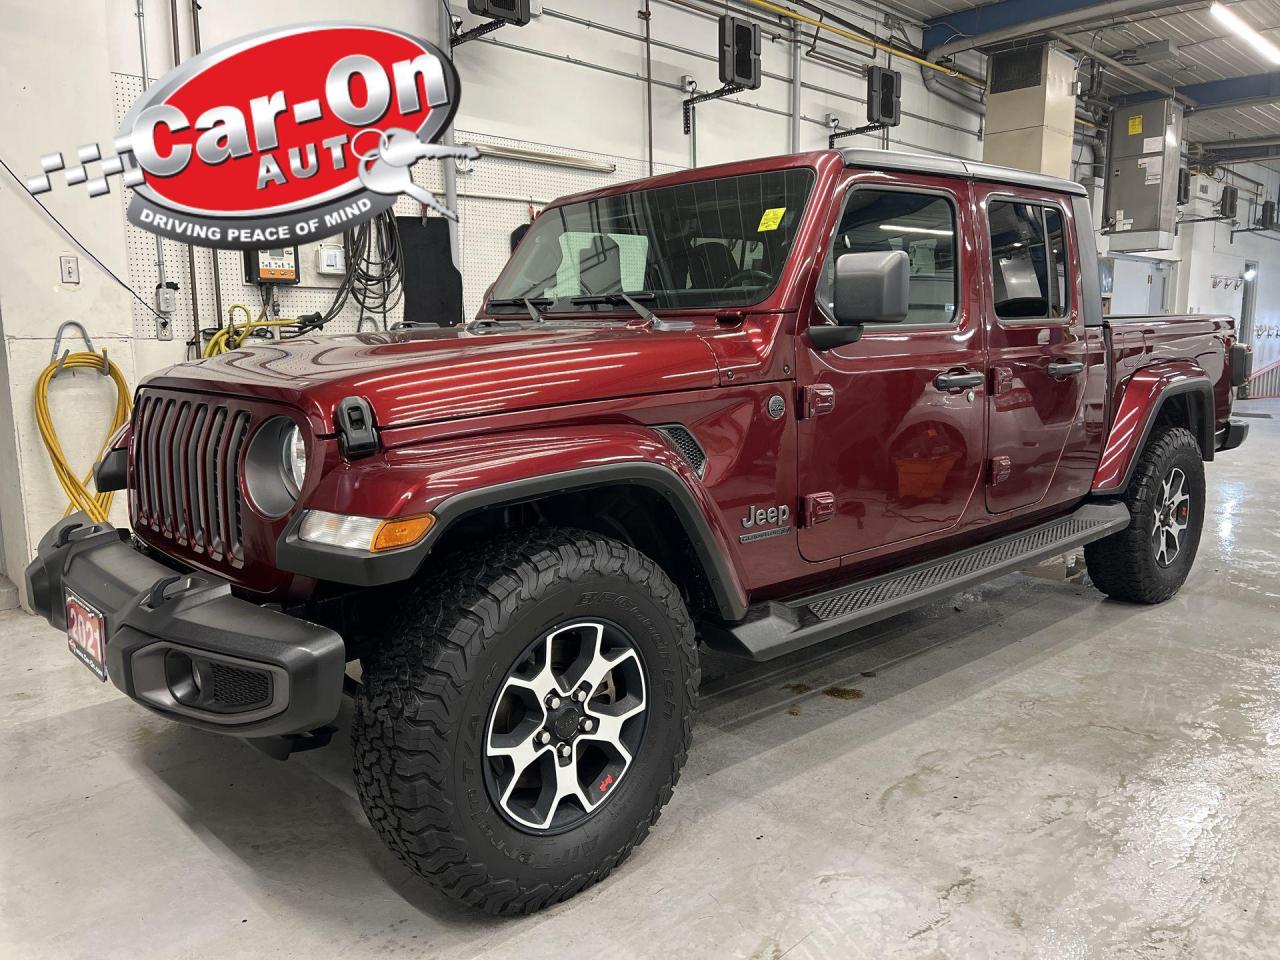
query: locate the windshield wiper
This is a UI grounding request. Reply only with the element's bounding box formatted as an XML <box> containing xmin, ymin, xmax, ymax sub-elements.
<box><xmin>570</xmin><ymin>292</ymin><xmax>656</xmax><ymax>322</ymax></box>
<box><xmin>487</xmin><ymin>296</ymin><xmax>552</xmax><ymax>322</ymax></box>
<box><xmin>568</xmin><ymin>292</ymin><xmax>692</xmax><ymax>331</ymax></box>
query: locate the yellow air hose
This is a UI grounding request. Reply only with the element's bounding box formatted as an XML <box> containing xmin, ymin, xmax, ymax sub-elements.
<box><xmin>203</xmin><ymin>303</ymin><xmax>299</xmax><ymax>357</ymax></box>
<box><xmin>35</xmin><ymin>351</ymin><xmax>132</xmax><ymax>524</ymax></box>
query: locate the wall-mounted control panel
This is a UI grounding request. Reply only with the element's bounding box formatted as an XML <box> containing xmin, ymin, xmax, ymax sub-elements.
<box><xmin>243</xmin><ymin>246</ymin><xmax>300</xmax><ymax>284</ymax></box>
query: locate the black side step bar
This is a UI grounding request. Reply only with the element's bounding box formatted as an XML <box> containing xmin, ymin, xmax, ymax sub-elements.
<box><xmin>704</xmin><ymin>502</ymin><xmax>1131</xmax><ymax>662</ymax></box>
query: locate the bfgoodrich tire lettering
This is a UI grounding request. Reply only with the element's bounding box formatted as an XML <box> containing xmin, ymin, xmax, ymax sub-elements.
<box><xmin>1085</xmin><ymin>426</ymin><xmax>1206</xmax><ymax>604</ymax></box>
<box><xmin>352</xmin><ymin>528</ymin><xmax>698</xmax><ymax>914</ymax></box>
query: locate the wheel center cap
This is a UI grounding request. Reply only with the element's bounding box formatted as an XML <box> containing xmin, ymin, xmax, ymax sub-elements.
<box><xmin>552</xmin><ymin>708</ymin><xmax>580</xmax><ymax>741</ymax></box>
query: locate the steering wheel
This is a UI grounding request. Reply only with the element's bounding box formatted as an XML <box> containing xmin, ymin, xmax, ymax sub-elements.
<box><xmin>722</xmin><ymin>268</ymin><xmax>772</xmax><ymax>288</ymax></box>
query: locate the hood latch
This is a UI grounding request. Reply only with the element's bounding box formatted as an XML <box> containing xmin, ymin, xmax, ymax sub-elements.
<box><xmin>336</xmin><ymin>396</ymin><xmax>379</xmax><ymax>458</ymax></box>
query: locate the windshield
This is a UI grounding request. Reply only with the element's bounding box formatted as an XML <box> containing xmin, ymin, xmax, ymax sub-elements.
<box><xmin>488</xmin><ymin>168</ymin><xmax>816</xmax><ymax>312</ymax></box>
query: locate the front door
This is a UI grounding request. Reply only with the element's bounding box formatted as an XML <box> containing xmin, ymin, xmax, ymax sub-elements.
<box><xmin>797</xmin><ymin>173</ymin><xmax>986</xmax><ymax>564</ymax></box>
<box><xmin>978</xmin><ymin>186</ymin><xmax>1089</xmax><ymax>514</ymax></box>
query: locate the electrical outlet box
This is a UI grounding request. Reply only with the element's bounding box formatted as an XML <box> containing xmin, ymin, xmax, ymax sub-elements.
<box><xmin>155</xmin><ymin>281</ymin><xmax>177</xmax><ymax>315</ymax></box>
<box><xmin>316</xmin><ymin>243</ymin><xmax>346</xmax><ymax>276</ymax></box>
<box><xmin>59</xmin><ymin>255</ymin><xmax>80</xmax><ymax>285</ymax></box>
<box><xmin>243</xmin><ymin>246</ymin><xmax>300</xmax><ymax>284</ymax></box>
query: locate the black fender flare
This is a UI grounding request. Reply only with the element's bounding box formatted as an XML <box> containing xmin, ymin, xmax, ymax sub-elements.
<box><xmin>277</xmin><ymin>461</ymin><xmax>750</xmax><ymax>622</ymax></box>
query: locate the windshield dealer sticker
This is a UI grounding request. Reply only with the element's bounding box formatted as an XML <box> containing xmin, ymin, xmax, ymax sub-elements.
<box><xmin>758</xmin><ymin>207</ymin><xmax>787</xmax><ymax>232</ymax></box>
<box><xmin>22</xmin><ymin>23</ymin><xmax>472</xmax><ymax>249</ymax></box>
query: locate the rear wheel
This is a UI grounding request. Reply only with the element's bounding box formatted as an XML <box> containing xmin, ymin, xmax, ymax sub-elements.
<box><xmin>1085</xmin><ymin>425</ymin><xmax>1205</xmax><ymax>603</ymax></box>
<box><xmin>352</xmin><ymin>528</ymin><xmax>698</xmax><ymax>914</ymax></box>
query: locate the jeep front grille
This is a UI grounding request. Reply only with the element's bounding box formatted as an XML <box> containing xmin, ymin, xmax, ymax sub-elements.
<box><xmin>132</xmin><ymin>391</ymin><xmax>252</xmax><ymax>564</ymax></box>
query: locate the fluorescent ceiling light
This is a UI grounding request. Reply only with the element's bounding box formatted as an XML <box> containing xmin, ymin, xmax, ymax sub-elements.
<box><xmin>879</xmin><ymin>224</ymin><xmax>953</xmax><ymax>236</ymax></box>
<box><xmin>1210</xmin><ymin>3</ymin><xmax>1280</xmax><ymax>65</ymax></box>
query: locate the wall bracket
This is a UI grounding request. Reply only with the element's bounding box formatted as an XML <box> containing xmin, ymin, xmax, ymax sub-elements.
<box><xmin>451</xmin><ymin>18</ymin><xmax>507</xmax><ymax>47</ymax></box>
<box><xmin>828</xmin><ymin>122</ymin><xmax>886</xmax><ymax>149</ymax></box>
<box><xmin>682</xmin><ymin>83</ymin><xmax>745</xmax><ymax>136</ymax></box>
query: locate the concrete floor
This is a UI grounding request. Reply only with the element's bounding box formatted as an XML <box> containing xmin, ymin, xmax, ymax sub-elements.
<box><xmin>2</xmin><ymin>400</ymin><xmax>1278</xmax><ymax>960</ymax></box>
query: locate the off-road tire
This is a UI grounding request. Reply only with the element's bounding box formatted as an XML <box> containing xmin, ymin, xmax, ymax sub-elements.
<box><xmin>1085</xmin><ymin>425</ymin><xmax>1205</xmax><ymax>603</ymax></box>
<box><xmin>352</xmin><ymin>528</ymin><xmax>698</xmax><ymax>914</ymax></box>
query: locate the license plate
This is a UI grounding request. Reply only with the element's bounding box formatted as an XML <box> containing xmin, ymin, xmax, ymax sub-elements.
<box><xmin>65</xmin><ymin>590</ymin><xmax>108</xmax><ymax>681</ymax></box>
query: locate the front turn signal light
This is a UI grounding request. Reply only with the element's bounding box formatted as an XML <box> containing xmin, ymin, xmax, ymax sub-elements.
<box><xmin>371</xmin><ymin>514</ymin><xmax>436</xmax><ymax>552</ymax></box>
<box><xmin>299</xmin><ymin>510</ymin><xmax>436</xmax><ymax>553</ymax></box>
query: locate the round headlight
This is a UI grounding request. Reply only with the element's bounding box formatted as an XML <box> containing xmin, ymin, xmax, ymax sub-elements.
<box><xmin>281</xmin><ymin>423</ymin><xmax>307</xmax><ymax>497</ymax></box>
<box><xmin>245</xmin><ymin>417</ymin><xmax>308</xmax><ymax>517</ymax></box>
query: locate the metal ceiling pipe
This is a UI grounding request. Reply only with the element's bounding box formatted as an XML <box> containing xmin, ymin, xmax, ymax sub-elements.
<box><xmin>170</xmin><ymin>0</ymin><xmax>199</xmax><ymax>338</ymax></box>
<box><xmin>189</xmin><ymin>0</ymin><xmax>221</xmax><ymax>329</ymax></box>
<box><xmin>922</xmin><ymin>68</ymin><xmax>984</xmax><ymax>117</ymax></box>
<box><xmin>740</xmin><ymin>0</ymin><xmax>984</xmax><ymax>87</ymax></box>
<box><xmin>135</xmin><ymin>0</ymin><xmax>169</xmax><ymax>337</ymax></box>
<box><xmin>929</xmin><ymin>0</ymin><xmax>1190</xmax><ymax>61</ymax></box>
<box><xmin>1210</xmin><ymin>154</ymin><xmax>1280</xmax><ymax>167</ymax></box>
<box><xmin>438</xmin><ymin>5</ymin><xmax>460</xmax><ymax>268</ymax></box>
<box><xmin>1200</xmin><ymin>135</ymin><xmax>1280</xmax><ymax>151</ymax></box>
<box><xmin>1048</xmin><ymin>31</ymin><xmax>1197</xmax><ymax>107</ymax></box>
<box><xmin>1189</xmin><ymin>94</ymin><xmax>1280</xmax><ymax>117</ymax></box>
<box><xmin>790</xmin><ymin>18</ymin><xmax>802</xmax><ymax>152</ymax></box>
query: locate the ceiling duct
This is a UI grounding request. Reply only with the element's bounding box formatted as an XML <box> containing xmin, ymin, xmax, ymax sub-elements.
<box><xmin>1114</xmin><ymin>40</ymin><xmax>1181</xmax><ymax>63</ymax></box>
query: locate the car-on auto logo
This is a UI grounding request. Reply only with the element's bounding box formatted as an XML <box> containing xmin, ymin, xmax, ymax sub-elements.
<box><xmin>25</xmin><ymin>22</ymin><xmax>474</xmax><ymax>249</ymax></box>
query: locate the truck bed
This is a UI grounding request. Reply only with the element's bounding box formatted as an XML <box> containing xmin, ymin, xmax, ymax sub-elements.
<box><xmin>1104</xmin><ymin>313</ymin><xmax>1236</xmax><ymax>435</ymax></box>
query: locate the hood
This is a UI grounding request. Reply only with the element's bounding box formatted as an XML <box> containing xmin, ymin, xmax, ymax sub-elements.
<box><xmin>144</xmin><ymin>323</ymin><xmax>722</xmax><ymax>431</ymax></box>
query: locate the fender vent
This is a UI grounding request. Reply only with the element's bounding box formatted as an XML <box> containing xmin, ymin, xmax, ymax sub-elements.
<box><xmin>656</xmin><ymin>425</ymin><xmax>707</xmax><ymax>478</ymax></box>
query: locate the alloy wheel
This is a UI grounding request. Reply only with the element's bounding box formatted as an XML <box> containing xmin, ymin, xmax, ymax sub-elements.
<box><xmin>1152</xmin><ymin>466</ymin><xmax>1191</xmax><ymax>567</ymax></box>
<box><xmin>484</xmin><ymin>621</ymin><xmax>647</xmax><ymax>833</ymax></box>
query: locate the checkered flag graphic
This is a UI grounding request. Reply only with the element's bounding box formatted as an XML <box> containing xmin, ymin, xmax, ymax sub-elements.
<box><xmin>25</xmin><ymin>138</ymin><xmax>144</xmax><ymax>198</ymax></box>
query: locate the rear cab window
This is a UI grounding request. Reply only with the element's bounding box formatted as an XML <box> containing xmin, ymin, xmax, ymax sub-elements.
<box><xmin>987</xmin><ymin>199</ymin><xmax>1072</xmax><ymax>321</ymax></box>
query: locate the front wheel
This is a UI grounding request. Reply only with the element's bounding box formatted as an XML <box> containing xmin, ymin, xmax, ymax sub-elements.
<box><xmin>352</xmin><ymin>529</ymin><xmax>698</xmax><ymax>914</ymax></box>
<box><xmin>1085</xmin><ymin>425</ymin><xmax>1206</xmax><ymax>603</ymax></box>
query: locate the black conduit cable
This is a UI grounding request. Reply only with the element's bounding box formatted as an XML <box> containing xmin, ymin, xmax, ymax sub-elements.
<box><xmin>286</xmin><ymin>209</ymin><xmax>404</xmax><ymax>337</ymax></box>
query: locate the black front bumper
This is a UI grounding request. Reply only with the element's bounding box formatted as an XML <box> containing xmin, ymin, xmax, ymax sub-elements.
<box><xmin>26</xmin><ymin>514</ymin><xmax>345</xmax><ymax>738</ymax></box>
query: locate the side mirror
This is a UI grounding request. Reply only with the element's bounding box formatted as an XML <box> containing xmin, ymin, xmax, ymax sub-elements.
<box><xmin>810</xmin><ymin>250</ymin><xmax>911</xmax><ymax>350</ymax></box>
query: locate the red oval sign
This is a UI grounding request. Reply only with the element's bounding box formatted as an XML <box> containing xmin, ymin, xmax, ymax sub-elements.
<box><xmin>119</xmin><ymin>23</ymin><xmax>459</xmax><ymax>247</ymax></box>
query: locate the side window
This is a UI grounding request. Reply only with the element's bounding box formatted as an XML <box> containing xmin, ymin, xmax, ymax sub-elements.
<box><xmin>817</xmin><ymin>189</ymin><xmax>959</xmax><ymax>326</ymax></box>
<box><xmin>988</xmin><ymin>200</ymin><xmax>1071</xmax><ymax>320</ymax></box>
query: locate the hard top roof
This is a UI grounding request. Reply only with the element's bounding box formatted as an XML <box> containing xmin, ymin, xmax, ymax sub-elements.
<box><xmin>839</xmin><ymin>147</ymin><xmax>1089</xmax><ymax>197</ymax></box>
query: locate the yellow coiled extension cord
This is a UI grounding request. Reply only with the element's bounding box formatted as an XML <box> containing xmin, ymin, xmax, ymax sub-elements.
<box><xmin>35</xmin><ymin>351</ymin><xmax>133</xmax><ymax>524</ymax></box>
<box><xmin>37</xmin><ymin>306</ymin><xmax>301</xmax><ymax>522</ymax></box>
<box><xmin>202</xmin><ymin>304</ymin><xmax>300</xmax><ymax>357</ymax></box>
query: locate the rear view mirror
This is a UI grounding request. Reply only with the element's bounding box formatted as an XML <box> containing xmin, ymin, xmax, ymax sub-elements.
<box><xmin>811</xmin><ymin>250</ymin><xmax>911</xmax><ymax>350</ymax></box>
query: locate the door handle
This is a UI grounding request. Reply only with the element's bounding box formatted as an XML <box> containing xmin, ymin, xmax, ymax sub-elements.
<box><xmin>934</xmin><ymin>370</ymin><xmax>985</xmax><ymax>392</ymax></box>
<box><xmin>1047</xmin><ymin>360</ymin><xmax>1085</xmax><ymax>379</ymax></box>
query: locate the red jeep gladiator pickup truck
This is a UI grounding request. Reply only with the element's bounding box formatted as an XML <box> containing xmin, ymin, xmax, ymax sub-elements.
<box><xmin>28</xmin><ymin>147</ymin><xmax>1251</xmax><ymax>914</ymax></box>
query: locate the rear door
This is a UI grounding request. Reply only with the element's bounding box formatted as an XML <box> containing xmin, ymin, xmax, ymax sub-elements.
<box><xmin>796</xmin><ymin>172</ymin><xmax>986</xmax><ymax>564</ymax></box>
<box><xmin>978</xmin><ymin>186</ymin><xmax>1089</xmax><ymax>514</ymax></box>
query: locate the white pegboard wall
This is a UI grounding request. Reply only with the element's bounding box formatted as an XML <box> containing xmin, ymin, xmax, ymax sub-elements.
<box><xmin>112</xmin><ymin>72</ymin><xmax>680</xmax><ymax>337</ymax></box>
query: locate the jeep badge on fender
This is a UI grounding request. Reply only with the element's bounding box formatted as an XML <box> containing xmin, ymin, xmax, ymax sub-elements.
<box><xmin>742</xmin><ymin>503</ymin><xmax>791</xmax><ymax>528</ymax></box>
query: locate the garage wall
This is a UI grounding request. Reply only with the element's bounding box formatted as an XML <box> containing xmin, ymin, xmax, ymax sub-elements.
<box><xmin>1177</xmin><ymin>163</ymin><xmax>1280</xmax><ymax>374</ymax></box>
